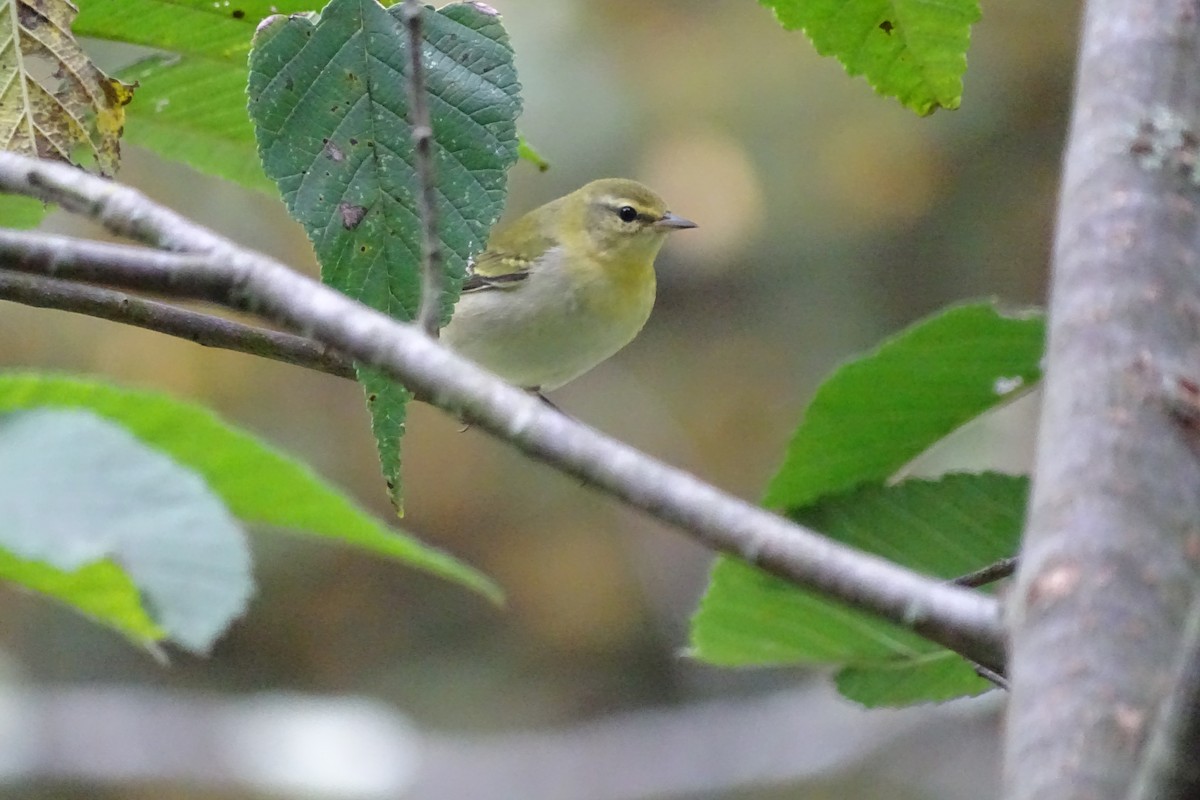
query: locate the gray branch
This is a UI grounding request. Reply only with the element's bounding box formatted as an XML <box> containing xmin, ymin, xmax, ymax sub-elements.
<box><xmin>0</xmin><ymin>151</ymin><xmax>1004</xmax><ymax>671</ymax></box>
<box><xmin>0</xmin><ymin>269</ymin><xmax>354</xmax><ymax>379</ymax></box>
<box><xmin>0</xmin><ymin>683</ymin><xmax>1001</xmax><ymax>799</ymax></box>
<box><xmin>1006</xmin><ymin>1</ymin><xmax>1200</xmax><ymax>797</ymax></box>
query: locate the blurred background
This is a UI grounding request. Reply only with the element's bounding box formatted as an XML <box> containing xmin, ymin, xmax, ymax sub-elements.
<box><xmin>0</xmin><ymin>0</ymin><xmax>1078</xmax><ymax>797</ymax></box>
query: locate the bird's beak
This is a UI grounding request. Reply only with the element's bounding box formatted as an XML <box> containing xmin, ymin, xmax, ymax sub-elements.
<box><xmin>655</xmin><ymin>212</ymin><xmax>698</xmax><ymax>231</ymax></box>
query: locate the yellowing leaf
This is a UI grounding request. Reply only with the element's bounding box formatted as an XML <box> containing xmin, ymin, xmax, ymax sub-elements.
<box><xmin>0</xmin><ymin>0</ymin><xmax>135</xmax><ymax>174</ymax></box>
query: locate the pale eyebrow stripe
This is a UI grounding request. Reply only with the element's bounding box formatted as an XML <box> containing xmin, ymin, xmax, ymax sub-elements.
<box><xmin>601</xmin><ymin>197</ymin><xmax>657</xmax><ymax>222</ymax></box>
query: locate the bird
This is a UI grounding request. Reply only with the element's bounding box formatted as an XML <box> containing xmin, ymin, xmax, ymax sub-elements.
<box><xmin>440</xmin><ymin>178</ymin><xmax>696</xmax><ymax>393</ymax></box>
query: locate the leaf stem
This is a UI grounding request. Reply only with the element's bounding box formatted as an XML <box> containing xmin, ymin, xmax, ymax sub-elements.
<box><xmin>402</xmin><ymin>0</ymin><xmax>444</xmax><ymax>338</ymax></box>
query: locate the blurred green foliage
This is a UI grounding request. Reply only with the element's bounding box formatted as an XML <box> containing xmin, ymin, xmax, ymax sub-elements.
<box><xmin>0</xmin><ymin>0</ymin><xmax>1079</xmax><ymax>793</ymax></box>
<box><xmin>0</xmin><ymin>373</ymin><xmax>498</xmax><ymax>652</ymax></box>
<box><xmin>694</xmin><ymin>473</ymin><xmax>1025</xmax><ymax>706</ymax></box>
<box><xmin>691</xmin><ymin>303</ymin><xmax>1041</xmax><ymax>705</ymax></box>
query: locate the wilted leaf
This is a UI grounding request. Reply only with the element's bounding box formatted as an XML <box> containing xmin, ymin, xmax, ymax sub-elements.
<box><xmin>0</xmin><ymin>0</ymin><xmax>135</xmax><ymax>174</ymax></box>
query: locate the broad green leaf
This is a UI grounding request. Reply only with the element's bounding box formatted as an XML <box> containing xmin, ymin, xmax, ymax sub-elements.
<box><xmin>0</xmin><ymin>0</ymin><xmax>135</xmax><ymax>172</ymax></box>
<box><xmin>764</xmin><ymin>302</ymin><xmax>1043</xmax><ymax>511</ymax></box>
<box><xmin>74</xmin><ymin>0</ymin><xmax>322</xmax><ymax>62</ymax></box>
<box><xmin>835</xmin><ymin>651</ymin><xmax>988</xmax><ymax>706</ymax></box>
<box><xmin>0</xmin><ymin>372</ymin><xmax>500</xmax><ymax>603</ymax></box>
<box><xmin>72</xmin><ymin>0</ymin><xmax>320</xmax><ymax>191</ymax></box>
<box><xmin>248</xmin><ymin>0</ymin><xmax>521</xmax><ymax>508</ymax></box>
<box><xmin>0</xmin><ymin>409</ymin><xmax>250</xmax><ymax>652</ymax></box>
<box><xmin>692</xmin><ymin>473</ymin><xmax>1024</xmax><ymax>706</ymax></box>
<box><xmin>759</xmin><ymin>0</ymin><xmax>980</xmax><ymax>115</ymax></box>
<box><xmin>0</xmin><ymin>546</ymin><xmax>163</xmax><ymax>646</ymax></box>
<box><xmin>120</xmin><ymin>56</ymin><xmax>275</xmax><ymax>192</ymax></box>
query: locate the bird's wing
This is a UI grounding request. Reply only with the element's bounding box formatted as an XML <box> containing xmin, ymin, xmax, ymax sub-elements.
<box><xmin>462</xmin><ymin>250</ymin><xmax>534</xmax><ymax>293</ymax></box>
<box><xmin>462</xmin><ymin>201</ymin><xmax>561</xmax><ymax>293</ymax></box>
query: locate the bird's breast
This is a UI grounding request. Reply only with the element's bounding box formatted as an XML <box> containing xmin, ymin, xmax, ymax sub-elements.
<box><xmin>441</xmin><ymin>248</ymin><xmax>657</xmax><ymax>390</ymax></box>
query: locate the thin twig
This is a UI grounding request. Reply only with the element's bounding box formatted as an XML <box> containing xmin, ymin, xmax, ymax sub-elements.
<box><xmin>0</xmin><ymin>270</ymin><xmax>355</xmax><ymax>379</ymax></box>
<box><xmin>0</xmin><ymin>152</ymin><xmax>1006</xmax><ymax>672</ymax></box>
<box><xmin>402</xmin><ymin>0</ymin><xmax>444</xmax><ymax>338</ymax></box>
<box><xmin>972</xmin><ymin>662</ymin><xmax>1010</xmax><ymax>691</ymax></box>
<box><xmin>951</xmin><ymin>556</ymin><xmax>1017</xmax><ymax>588</ymax></box>
<box><xmin>0</xmin><ymin>233</ymin><xmax>222</xmax><ymax>286</ymax></box>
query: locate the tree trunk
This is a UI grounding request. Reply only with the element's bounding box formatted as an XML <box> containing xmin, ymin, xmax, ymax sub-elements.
<box><xmin>1007</xmin><ymin>2</ymin><xmax>1200</xmax><ymax>798</ymax></box>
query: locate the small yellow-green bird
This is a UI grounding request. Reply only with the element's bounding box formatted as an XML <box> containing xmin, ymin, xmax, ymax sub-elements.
<box><xmin>441</xmin><ymin>178</ymin><xmax>696</xmax><ymax>392</ymax></box>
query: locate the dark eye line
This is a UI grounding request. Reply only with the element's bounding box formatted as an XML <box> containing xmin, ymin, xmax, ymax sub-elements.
<box><xmin>609</xmin><ymin>203</ymin><xmax>653</xmax><ymax>224</ymax></box>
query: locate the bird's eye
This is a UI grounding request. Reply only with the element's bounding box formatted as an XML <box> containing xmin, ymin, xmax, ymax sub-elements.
<box><xmin>617</xmin><ymin>205</ymin><xmax>638</xmax><ymax>223</ymax></box>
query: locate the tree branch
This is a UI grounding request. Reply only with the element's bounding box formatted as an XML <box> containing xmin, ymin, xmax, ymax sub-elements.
<box><xmin>1006</xmin><ymin>1</ymin><xmax>1200</xmax><ymax>797</ymax></box>
<box><xmin>0</xmin><ymin>269</ymin><xmax>354</xmax><ymax>379</ymax></box>
<box><xmin>402</xmin><ymin>0</ymin><xmax>444</xmax><ymax>339</ymax></box>
<box><xmin>0</xmin><ymin>151</ymin><xmax>1005</xmax><ymax>672</ymax></box>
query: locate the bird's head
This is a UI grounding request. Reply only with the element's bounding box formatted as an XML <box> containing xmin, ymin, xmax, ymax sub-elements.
<box><xmin>560</xmin><ymin>178</ymin><xmax>696</xmax><ymax>265</ymax></box>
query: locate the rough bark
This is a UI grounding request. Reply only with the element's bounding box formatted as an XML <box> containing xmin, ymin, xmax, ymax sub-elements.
<box><xmin>1006</xmin><ymin>2</ymin><xmax>1200</xmax><ymax>798</ymax></box>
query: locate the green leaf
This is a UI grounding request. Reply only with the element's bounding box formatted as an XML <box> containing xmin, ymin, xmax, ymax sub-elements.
<box><xmin>120</xmin><ymin>56</ymin><xmax>275</xmax><ymax>192</ymax></box>
<box><xmin>248</xmin><ymin>0</ymin><xmax>521</xmax><ymax>508</ymax></box>
<box><xmin>691</xmin><ymin>473</ymin><xmax>1024</xmax><ymax>706</ymax></box>
<box><xmin>74</xmin><ymin>1</ymin><xmax>321</xmax><ymax>62</ymax></box>
<box><xmin>764</xmin><ymin>301</ymin><xmax>1043</xmax><ymax>511</ymax></box>
<box><xmin>759</xmin><ymin>0</ymin><xmax>981</xmax><ymax>115</ymax></box>
<box><xmin>359</xmin><ymin>369</ymin><xmax>410</xmax><ymax>509</ymax></box>
<box><xmin>518</xmin><ymin>136</ymin><xmax>550</xmax><ymax>172</ymax></box>
<box><xmin>696</xmin><ymin>302</ymin><xmax>1040</xmax><ymax>705</ymax></box>
<box><xmin>72</xmin><ymin>0</ymin><xmax>322</xmax><ymax>191</ymax></box>
<box><xmin>0</xmin><ymin>372</ymin><xmax>501</xmax><ymax>603</ymax></box>
<box><xmin>0</xmin><ymin>546</ymin><xmax>164</xmax><ymax>646</ymax></box>
<box><xmin>0</xmin><ymin>195</ymin><xmax>48</xmax><ymax>228</ymax></box>
<box><xmin>0</xmin><ymin>409</ymin><xmax>250</xmax><ymax>652</ymax></box>
<box><xmin>835</xmin><ymin>651</ymin><xmax>989</xmax><ymax>706</ymax></box>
